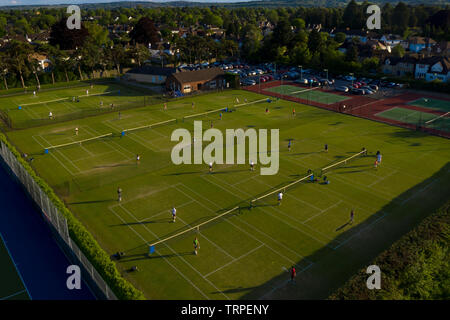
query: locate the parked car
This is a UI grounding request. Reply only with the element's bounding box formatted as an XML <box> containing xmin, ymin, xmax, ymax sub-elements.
<box><xmin>368</xmin><ymin>84</ymin><xmax>378</xmax><ymax>91</ymax></box>
<box><xmin>241</xmin><ymin>79</ymin><xmax>256</xmax><ymax>86</ymax></box>
<box><xmin>294</xmin><ymin>78</ymin><xmax>309</xmax><ymax>84</ymax></box>
<box><xmin>344</xmin><ymin>75</ymin><xmax>357</xmax><ymax>81</ymax></box>
<box><xmin>335</xmin><ymin>86</ymin><xmax>349</xmax><ymax>92</ymax></box>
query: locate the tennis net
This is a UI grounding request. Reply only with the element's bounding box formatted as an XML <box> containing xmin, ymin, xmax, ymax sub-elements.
<box><xmin>320</xmin><ymin>149</ymin><xmax>367</xmax><ymax>175</ymax></box>
<box><xmin>182</xmin><ymin>98</ymin><xmax>268</xmax><ymax>121</ymax></box>
<box><xmin>148</xmin><ymin>205</ymin><xmax>240</xmax><ymax>251</ymax></box>
<box><xmin>44</xmin><ymin>132</ymin><xmax>113</xmax><ymax>153</ymax></box>
<box><xmin>122</xmin><ymin>118</ymin><xmax>177</xmax><ymax>134</ymax></box>
<box><xmin>425</xmin><ymin>111</ymin><xmax>450</xmax><ymax>125</ymax></box>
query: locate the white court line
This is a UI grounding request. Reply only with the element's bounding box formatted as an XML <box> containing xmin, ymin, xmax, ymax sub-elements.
<box><xmin>177</xmin><ymin>215</ymin><xmax>235</xmax><ymax>260</ymax></box>
<box><xmin>138</xmin><ymin>200</ymin><xmax>195</xmax><ymax>223</ymax></box>
<box><xmin>32</xmin><ymin>135</ymin><xmax>77</xmax><ymax>176</ymax></box>
<box><xmin>368</xmin><ymin>170</ymin><xmax>398</xmax><ymax>187</ymax></box>
<box><xmin>38</xmin><ymin>134</ymin><xmax>83</xmax><ymax>173</ymax></box>
<box><xmin>204</xmin><ymin>244</ymin><xmax>264</xmax><ymax>278</ymax></box>
<box><xmin>400</xmin><ymin>177</ymin><xmax>441</xmax><ymax>205</ymax></box>
<box><xmin>109</xmin><ymin>206</ymin><xmax>210</xmax><ymax>299</ymax></box>
<box><xmin>205</xmin><ymin>174</ymin><xmax>336</xmax><ymax>248</ymax></box>
<box><xmin>303</xmin><ymin>200</ymin><xmax>343</xmax><ymax>223</ymax></box>
<box><xmin>178</xmin><ymin>183</ymin><xmax>311</xmax><ymax>265</ymax></box>
<box><xmin>258</xmin><ymin>262</ymin><xmax>315</xmax><ymax>300</ymax></box>
<box><xmin>333</xmin><ymin>211</ymin><xmax>388</xmax><ymax>250</ymax></box>
<box><xmin>118</xmin><ymin>204</ymin><xmax>231</xmax><ymax>300</ymax></box>
<box><xmin>0</xmin><ymin>289</ymin><xmax>27</xmax><ymax>301</ymax></box>
<box><xmin>109</xmin><ymin>183</ymin><xmax>183</xmax><ymax>209</ymax></box>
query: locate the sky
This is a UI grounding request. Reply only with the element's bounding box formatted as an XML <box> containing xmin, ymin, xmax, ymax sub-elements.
<box><xmin>0</xmin><ymin>0</ymin><xmax>253</xmax><ymax>6</ymax></box>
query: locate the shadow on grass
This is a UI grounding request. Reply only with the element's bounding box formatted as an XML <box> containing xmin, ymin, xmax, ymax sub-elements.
<box><xmin>110</xmin><ymin>217</ymin><xmax>172</xmax><ymax>227</ymax></box>
<box><xmin>68</xmin><ymin>199</ymin><xmax>114</xmax><ymax>205</ymax></box>
<box><xmin>236</xmin><ymin>161</ymin><xmax>450</xmax><ymax>300</ymax></box>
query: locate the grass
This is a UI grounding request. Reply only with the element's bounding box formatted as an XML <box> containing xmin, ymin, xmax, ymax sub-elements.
<box><xmin>265</xmin><ymin>85</ymin><xmax>349</xmax><ymax>105</ymax></box>
<box><xmin>0</xmin><ymin>233</ymin><xmax>29</xmax><ymax>300</ymax></box>
<box><xmin>0</xmin><ymin>82</ymin><xmax>163</xmax><ymax>129</ymax></box>
<box><xmin>408</xmin><ymin>97</ymin><xmax>450</xmax><ymax>113</ymax></box>
<box><xmin>376</xmin><ymin>107</ymin><xmax>450</xmax><ymax>132</ymax></box>
<box><xmin>4</xmin><ymin>88</ymin><xmax>450</xmax><ymax>300</ymax></box>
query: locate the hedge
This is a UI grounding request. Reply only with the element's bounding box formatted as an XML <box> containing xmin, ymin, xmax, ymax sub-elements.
<box><xmin>329</xmin><ymin>201</ymin><xmax>450</xmax><ymax>300</ymax></box>
<box><xmin>0</xmin><ymin>133</ymin><xmax>146</xmax><ymax>300</ymax></box>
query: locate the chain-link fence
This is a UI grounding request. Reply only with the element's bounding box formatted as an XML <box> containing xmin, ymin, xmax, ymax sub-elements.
<box><xmin>0</xmin><ymin>140</ymin><xmax>117</xmax><ymax>300</ymax></box>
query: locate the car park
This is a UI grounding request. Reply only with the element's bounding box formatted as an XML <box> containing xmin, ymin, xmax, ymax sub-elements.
<box><xmin>335</xmin><ymin>86</ymin><xmax>349</xmax><ymax>92</ymax></box>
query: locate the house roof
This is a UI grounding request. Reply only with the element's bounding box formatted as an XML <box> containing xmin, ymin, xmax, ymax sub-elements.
<box><xmin>170</xmin><ymin>67</ymin><xmax>225</xmax><ymax>84</ymax></box>
<box><xmin>409</xmin><ymin>37</ymin><xmax>436</xmax><ymax>45</ymax></box>
<box><xmin>384</xmin><ymin>56</ymin><xmax>418</xmax><ymax>66</ymax></box>
<box><xmin>417</xmin><ymin>56</ymin><xmax>450</xmax><ymax>74</ymax></box>
<box><xmin>126</xmin><ymin>66</ymin><xmax>177</xmax><ymax>76</ymax></box>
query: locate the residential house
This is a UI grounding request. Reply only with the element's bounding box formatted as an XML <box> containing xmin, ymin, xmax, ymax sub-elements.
<box><xmin>166</xmin><ymin>67</ymin><xmax>226</xmax><ymax>94</ymax></box>
<box><xmin>28</xmin><ymin>52</ymin><xmax>51</xmax><ymax>72</ymax></box>
<box><xmin>124</xmin><ymin>66</ymin><xmax>177</xmax><ymax>84</ymax></box>
<box><xmin>408</xmin><ymin>37</ymin><xmax>436</xmax><ymax>53</ymax></box>
<box><xmin>415</xmin><ymin>56</ymin><xmax>450</xmax><ymax>82</ymax></box>
<box><xmin>382</xmin><ymin>56</ymin><xmax>417</xmax><ymax>77</ymax></box>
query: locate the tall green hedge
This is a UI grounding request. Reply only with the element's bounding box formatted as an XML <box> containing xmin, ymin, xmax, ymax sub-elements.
<box><xmin>0</xmin><ymin>133</ymin><xmax>146</xmax><ymax>300</ymax></box>
<box><xmin>329</xmin><ymin>201</ymin><xmax>450</xmax><ymax>300</ymax></box>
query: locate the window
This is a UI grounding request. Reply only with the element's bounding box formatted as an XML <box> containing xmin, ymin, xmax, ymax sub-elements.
<box><xmin>209</xmin><ymin>80</ymin><xmax>216</xmax><ymax>89</ymax></box>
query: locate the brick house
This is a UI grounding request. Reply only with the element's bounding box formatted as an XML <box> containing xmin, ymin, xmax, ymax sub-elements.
<box><xmin>166</xmin><ymin>67</ymin><xmax>226</xmax><ymax>94</ymax></box>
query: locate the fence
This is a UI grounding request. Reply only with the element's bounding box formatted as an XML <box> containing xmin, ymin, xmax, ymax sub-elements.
<box><xmin>0</xmin><ymin>140</ymin><xmax>117</xmax><ymax>300</ymax></box>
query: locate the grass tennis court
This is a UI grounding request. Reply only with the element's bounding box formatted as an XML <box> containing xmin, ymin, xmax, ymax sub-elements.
<box><xmin>4</xmin><ymin>88</ymin><xmax>450</xmax><ymax>300</ymax></box>
<box><xmin>0</xmin><ymin>233</ymin><xmax>29</xmax><ymax>300</ymax></box>
<box><xmin>407</xmin><ymin>97</ymin><xmax>450</xmax><ymax>113</ymax></box>
<box><xmin>0</xmin><ymin>82</ymin><xmax>163</xmax><ymax>129</ymax></box>
<box><xmin>376</xmin><ymin>107</ymin><xmax>450</xmax><ymax>132</ymax></box>
<box><xmin>265</xmin><ymin>84</ymin><xmax>350</xmax><ymax>105</ymax></box>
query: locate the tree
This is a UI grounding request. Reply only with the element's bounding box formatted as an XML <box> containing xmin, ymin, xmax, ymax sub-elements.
<box><xmin>308</xmin><ymin>29</ymin><xmax>324</xmax><ymax>54</ymax></box>
<box><xmin>0</xmin><ymin>51</ymin><xmax>9</xmax><ymax>90</ymax></box>
<box><xmin>392</xmin><ymin>45</ymin><xmax>405</xmax><ymax>58</ymax></box>
<box><xmin>335</xmin><ymin>32</ymin><xmax>346</xmax><ymax>44</ymax></box>
<box><xmin>129</xmin><ymin>17</ymin><xmax>160</xmax><ymax>48</ymax></box>
<box><xmin>49</xmin><ymin>18</ymin><xmax>89</xmax><ymax>50</ymax></box>
<box><xmin>5</xmin><ymin>41</ymin><xmax>32</xmax><ymax>88</ymax></box>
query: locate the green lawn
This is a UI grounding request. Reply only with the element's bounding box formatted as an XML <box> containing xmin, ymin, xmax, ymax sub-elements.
<box><xmin>376</xmin><ymin>107</ymin><xmax>450</xmax><ymax>132</ymax></box>
<box><xmin>266</xmin><ymin>85</ymin><xmax>349</xmax><ymax>105</ymax></box>
<box><xmin>407</xmin><ymin>97</ymin><xmax>450</xmax><ymax>113</ymax></box>
<box><xmin>0</xmin><ymin>82</ymin><xmax>163</xmax><ymax>129</ymax></box>
<box><xmin>4</xmin><ymin>89</ymin><xmax>450</xmax><ymax>300</ymax></box>
<box><xmin>0</xmin><ymin>234</ymin><xmax>29</xmax><ymax>300</ymax></box>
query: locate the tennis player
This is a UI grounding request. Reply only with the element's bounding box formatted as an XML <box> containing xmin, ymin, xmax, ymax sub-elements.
<box><xmin>136</xmin><ymin>154</ymin><xmax>140</xmax><ymax>164</ymax></box>
<box><xmin>250</xmin><ymin>160</ymin><xmax>255</xmax><ymax>171</ymax></box>
<box><xmin>278</xmin><ymin>192</ymin><xmax>283</xmax><ymax>205</ymax></box>
<box><xmin>350</xmin><ymin>209</ymin><xmax>354</xmax><ymax>224</ymax></box>
<box><xmin>49</xmin><ymin>111</ymin><xmax>53</xmax><ymax>119</ymax></box>
<box><xmin>376</xmin><ymin>151</ymin><xmax>382</xmax><ymax>164</ymax></box>
<box><xmin>209</xmin><ymin>162</ymin><xmax>213</xmax><ymax>173</ymax></box>
<box><xmin>288</xmin><ymin>140</ymin><xmax>292</xmax><ymax>152</ymax></box>
<box><xmin>117</xmin><ymin>187</ymin><xmax>122</xmax><ymax>202</ymax></box>
<box><xmin>292</xmin><ymin>108</ymin><xmax>296</xmax><ymax>117</ymax></box>
<box><xmin>75</xmin><ymin>127</ymin><xmax>78</xmax><ymax>136</ymax></box>
<box><xmin>171</xmin><ymin>207</ymin><xmax>176</xmax><ymax>223</ymax></box>
<box><xmin>324</xmin><ymin>144</ymin><xmax>328</xmax><ymax>152</ymax></box>
<box><xmin>193</xmin><ymin>237</ymin><xmax>200</xmax><ymax>255</ymax></box>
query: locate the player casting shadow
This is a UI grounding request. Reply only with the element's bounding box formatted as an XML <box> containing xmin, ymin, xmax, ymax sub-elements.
<box><xmin>93</xmin><ymin>163</ymin><xmax>135</xmax><ymax>169</ymax></box>
<box><xmin>211</xmin><ymin>286</ymin><xmax>259</xmax><ymax>295</ymax></box>
<box><xmin>148</xmin><ymin>252</ymin><xmax>193</xmax><ymax>260</ymax></box>
<box><xmin>68</xmin><ymin>199</ymin><xmax>114</xmax><ymax>205</ymax></box>
<box><xmin>110</xmin><ymin>218</ymin><xmax>171</xmax><ymax>227</ymax></box>
<box><xmin>164</xmin><ymin>171</ymin><xmax>203</xmax><ymax>176</ymax></box>
<box><xmin>335</xmin><ymin>221</ymin><xmax>351</xmax><ymax>231</ymax></box>
<box><xmin>209</xmin><ymin>169</ymin><xmax>249</xmax><ymax>175</ymax></box>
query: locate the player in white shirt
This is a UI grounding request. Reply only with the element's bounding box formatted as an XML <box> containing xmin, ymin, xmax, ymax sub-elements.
<box><xmin>33</xmin><ymin>91</ymin><xmax>36</xmax><ymax>96</ymax></box>
<box><xmin>277</xmin><ymin>192</ymin><xmax>283</xmax><ymax>205</ymax></box>
<box><xmin>75</xmin><ymin>127</ymin><xmax>78</xmax><ymax>135</ymax></box>
<box><xmin>49</xmin><ymin>111</ymin><xmax>53</xmax><ymax>119</ymax></box>
<box><xmin>86</xmin><ymin>89</ymin><xmax>89</xmax><ymax>95</ymax></box>
<box><xmin>136</xmin><ymin>154</ymin><xmax>140</xmax><ymax>164</ymax></box>
<box><xmin>250</xmin><ymin>161</ymin><xmax>255</xmax><ymax>171</ymax></box>
<box><xmin>209</xmin><ymin>162</ymin><xmax>213</xmax><ymax>173</ymax></box>
<box><xmin>171</xmin><ymin>207</ymin><xmax>177</xmax><ymax>223</ymax></box>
